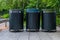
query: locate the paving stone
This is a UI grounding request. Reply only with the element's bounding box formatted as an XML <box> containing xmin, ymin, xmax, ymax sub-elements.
<box><xmin>18</xmin><ymin>32</ymin><xmax>29</xmax><ymax>40</ymax></box>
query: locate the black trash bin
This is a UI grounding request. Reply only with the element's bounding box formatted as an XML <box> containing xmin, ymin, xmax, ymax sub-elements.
<box><xmin>26</xmin><ymin>8</ymin><xmax>40</xmax><ymax>32</ymax></box>
<box><xmin>9</xmin><ymin>9</ymin><xmax>23</xmax><ymax>32</ymax></box>
<box><xmin>42</xmin><ymin>9</ymin><xmax>56</xmax><ymax>32</ymax></box>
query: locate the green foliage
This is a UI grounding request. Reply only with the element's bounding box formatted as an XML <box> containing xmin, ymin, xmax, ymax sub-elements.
<box><xmin>39</xmin><ymin>0</ymin><xmax>59</xmax><ymax>9</ymax></box>
<box><xmin>0</xmin><ymin>0</ymin><xmax>60</xmax><ymax>10</ymax></box>
<box><xmin>0</xmin><ymin>0</ymin><xmax>27</xmax><ymax>10</ymax></box>
<box><xmin>2</xmin><ymin>13</ymin><xmax>9</xmax><ymax>18</ymax></box>
<box><xmin>56</xmin><ymin>15</ymin><xmax>60</xmax><ymax>25</ymax></box>
<box><xmin>0</xmin><ymin>0</ymin><xmax>60</xmax><ymax>26</ymax></box>
<box><xmin>0</xmin><ymin>0</ymin><xmax>7</xmax><ymax>10</ymax></box>
<box><xmin>26</xmin><ymin>0</ymin><xmax>38</xmax><ymax>8</ymax></box>
<box><xmin>0</xmin><ymin>0</ymin><xmax>12</xmax><ymax>10</ymax></box>
<box><xmin>12</xmin><ymin>0</ymin><xmax>23</xmax><ymax>9</ymax></box>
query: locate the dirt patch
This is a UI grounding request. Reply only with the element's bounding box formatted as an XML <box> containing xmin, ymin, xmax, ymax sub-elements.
<box><xmin>0</xmin><ymin>26</ymin><xmax>8</xmax><ymax>31</ymax></box>
<box><xmin>0</xmin><ymin>23</ymin><xmax>8</xmax><ymax>31</ymax></box>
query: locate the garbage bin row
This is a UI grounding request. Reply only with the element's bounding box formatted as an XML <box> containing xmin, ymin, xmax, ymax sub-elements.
<box><xmin>9</xmin><ymin>9</ymin><xmax>56</xmax><ymax>32</ymax></box>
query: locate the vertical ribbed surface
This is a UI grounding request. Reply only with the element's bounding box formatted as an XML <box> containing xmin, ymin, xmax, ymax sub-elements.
<box><xmin>42</xmin><ymin>13</ymin><xmax>56</xmax><ymax>31</ymax></box>
<box><xmin>26</xmin><ymin>9</ymin><xmax>40</xmax><ymax>31</ymax></box>
<box><xmin>9</xmin><ymin>9</ymin><xmax>23</xmax><ymax>31</ymax></box>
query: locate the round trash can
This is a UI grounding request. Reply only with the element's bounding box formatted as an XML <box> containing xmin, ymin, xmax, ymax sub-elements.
<box><xmin>42</xmin><ymin>9</ymin><xmax>56</xmax><ymax>32</ymax></box>
<box><xmin>9</xmin><ymin>9</ymin><xmax>23</xmax><ymax>32</ymax></box>
<box><xmin>26</xmin><ymin>8</ymin><xmax>40</xmax><ymax>32</ymax></box>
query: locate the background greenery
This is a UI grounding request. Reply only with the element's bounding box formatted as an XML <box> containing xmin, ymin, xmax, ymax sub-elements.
<box><xmin>0</xmin><ymin>0</ymin><xmax>60</xmax><ymax>26</ymax></box>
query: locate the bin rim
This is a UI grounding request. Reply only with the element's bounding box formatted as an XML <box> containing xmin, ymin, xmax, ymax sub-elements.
<box><xmin>42</xmin><ymin>9</ymin><xmax>56</xmax><ymax>13</ymax></box>
<box><xmin>26</xmin><ymin>8</ymin><xmax>40</xmax><ymax>13</ymax></box>
<box><xmin>9</xmin><ymin>9</ymin><xmax>23</xmax><ymax>12</ymax></box>
<box><xmin>9</xmin><ymin>9</ymin><xmax>23</xmax><ymax>13</ymax></box>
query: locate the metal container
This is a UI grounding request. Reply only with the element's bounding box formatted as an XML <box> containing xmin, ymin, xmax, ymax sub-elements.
<box><xmin>9</xmin><ymin>9</ymin><xmax>23</xmax><ymax>32</ymax></box>
<box><xmin>26</xmin><ymin>8</ymin><xmax>40</xmax><ymax>32</ymax></box>
<box><xmin>42</xmin><ymin>9</ymin><xmax>56</xmax><ymax>32</ymax></box>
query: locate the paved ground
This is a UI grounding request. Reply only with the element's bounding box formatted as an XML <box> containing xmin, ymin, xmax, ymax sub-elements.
<box><xmin>0</xmin><ymin>23</ymin><xmax>60</xmax><ymax>40</ymax></box>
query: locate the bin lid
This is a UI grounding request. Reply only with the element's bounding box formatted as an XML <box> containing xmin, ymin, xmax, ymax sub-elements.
<box><xmin>26</xmin><ymin>8</ymin><xmax>40</xmax><ymax>13</ymax></box>
<box><xmin>9</xmin><ymin>9</ymin><xmax>23</xmax><ymax>13</ymax></box>
<box><xmin>42</xmin><ymin>9</ymin><xmax>56</xmax><ymax>13</ymax></box>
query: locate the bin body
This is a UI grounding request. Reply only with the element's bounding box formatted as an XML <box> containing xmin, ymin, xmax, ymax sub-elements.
<box><xmin>9</xmin><ymin>9</ymin><xmax>23</xmax><ymax>32</ymax></box>
<box><xmin>26</xmin><ymin>8</ymin><xmax>40</xmax><ymax>32</ymax></box>
<box><xmin>42</xmin><ymin>9</ymin><xmax>56</xmax><ymax>32</ymax></box>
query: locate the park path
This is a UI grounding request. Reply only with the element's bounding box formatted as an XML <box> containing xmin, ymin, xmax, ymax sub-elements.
<box><xmin>0</xmin><ymin>22</ymin><xmax>60</xmax><ymax>40</ymax></box>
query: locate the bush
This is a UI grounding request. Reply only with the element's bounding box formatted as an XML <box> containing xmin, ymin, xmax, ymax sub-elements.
<box><xmin>2</xmin><ymin>13</ymin><xmax>9</xmax><ymax>18</ymax></box>
<box><xmin>56</xmin><ymin>15</ymin><xmax>60</xmax><ymax>26</ymax></box>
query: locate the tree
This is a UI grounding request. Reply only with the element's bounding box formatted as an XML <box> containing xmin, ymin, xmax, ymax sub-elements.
<box><xmin>0</xmin><ymin>0</ymin><xmax>13</xmax><ymax>10</ymax></box>
<box><xmin>0</xmin><ymin>0</ymin><xmax>27</xmax><ymax>11</ymax></box>
<box><xmin>0</xmin><ymin>0</ymin><xmax>59</xmax><ymax>11</ymax></box>
<box><xmin>39</xmin><ymin>0</ymin><xmax>59</xmax><ymax>9</ymax></box>
<box><xmin>26</xmin><ymin>0</ymin><xmax>38</xmax><ymax>8</ymax></box>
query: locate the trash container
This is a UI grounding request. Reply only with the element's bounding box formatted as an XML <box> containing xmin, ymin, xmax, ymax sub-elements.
<box><xmin>26</xmin><ymin>8</ymin><xmax>40</xmax><ymax>32</ymax></box>
<box><xmin>9</xmin><ymin>9</ymin><xmax>23</xmax><ymax>32</ymax></box>
<box><xmin>42</xmin><ymin>9</ymin><xmax>56</xmax><ymax>32</ymax></box>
